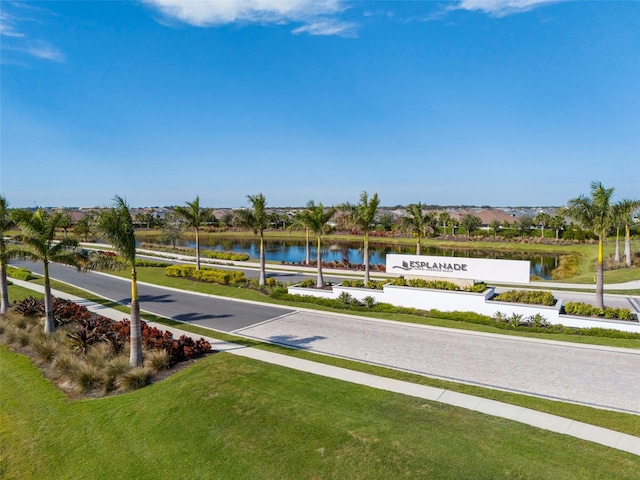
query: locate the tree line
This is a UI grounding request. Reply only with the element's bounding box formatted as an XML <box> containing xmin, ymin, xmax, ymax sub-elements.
<box><xmin>1</xmin><ymin>182</ymin><xmax>638</xmax><ymax>360</ymax></box>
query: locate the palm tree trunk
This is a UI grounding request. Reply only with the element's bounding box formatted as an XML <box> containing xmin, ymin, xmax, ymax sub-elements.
<box><xmin>363</xmin><ymin>230</ymin><xmax>370</xmax><ymax>284</ymax></box>
<box><xmin>43</xmin><ymin>261</ymin><xmax>55</xmax><ymax>334</ymax></box>
<box><xmin>195</xmin><ymin>228</ymin><xmax>201</xmax><ymax>270</ymax></box>
<box><xmin>595</xmin><ymin>237</ymin><xmax>604</xmax><ymax>310</ymax></box>
<box><xmin>259</xmin><ymin>233</ymin><xmax>266</xmax><ymax>286</ymax></box>
<box><xmin>624</xmin><ymin>224</ymin><xmax>631</xmax><ymax>267</ymax></box>
<box><xmin>614</xmin><ymin>227</ymin><xmax>620</xmax><ymax>262</ymax></box>
<box><xmin>0</xmin><ymin>263</ymin><xmax>9</xmax><ymax>314</ymax></box>
<box><xmin>316</xmin><ymin>236</ymin><xmax>323</xmax><ymax>288</ymax></box>
<box><xmin>416</xmin><ymin>235</ymin><xmax>421</xmax><ymax>255</ymax></box>
<box><xmin>129</xmin><ymin>268</ymin><xmax>143</xmax><ymax>367</ymax></box>
<box><xmin>305</xmin><ymin>228</ymin><xmax>310</xmax><ymax>265</ymax></box>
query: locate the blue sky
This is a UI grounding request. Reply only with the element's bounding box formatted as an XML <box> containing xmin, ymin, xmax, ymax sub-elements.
<box><xmin>1</xmin><ymin>0</ymin><xmax>638</xmax><ymax>208</ymax></box>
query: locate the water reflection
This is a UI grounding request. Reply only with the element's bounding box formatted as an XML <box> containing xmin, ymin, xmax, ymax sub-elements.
<box><xmin>138</xmin><ymin>236</ymin><xmax>560</xmax><ymax>279</ymax></box>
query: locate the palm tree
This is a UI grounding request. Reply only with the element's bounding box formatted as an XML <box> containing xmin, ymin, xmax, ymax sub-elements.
<box><xmin>460</xmin><ymin>214</ymin><xmax>482</xmax><ymax>237</ymax></box>
<box><xmin>566</xmin><ymin>181</ymin><xmax>616</xmax><ymax>309</ymax></box>
<box><xmin>534</xmin><ymin>212</ymin><xmax>551</xmax><ymax>238</ymax></box>
<box><xmin>438</xmin><ymin>211</ymin><xmax>451</xmax><ymax>235</ymax></box>
<box><xmin>297</xmin><ymin>201</ymin><xmax>336</xmax><ymax>287</ymax></box>
<box><xmin>97</xmin><ymin>195</ymin><xmax>143</xmax><ymax>367</ymax></box>
<box><xmin>13</xmin><ymin>208</ymin><xmax>80</xmax><ymax>333</ymax></box>
<box><xmin>0</xmin><ymin>195</ymin><xmax>17</xmax><ymax>314</ymax></box>
<box><xmin>235</xmin><ymin>193</ymin><xmax>269</xmax><ymax>286</ymax></box>
<box><xmin>174</xmin><ymin>196</ymin><xmax>210</xmax><ymax>270</ymax></box>
<box><xmin>403</xmin><ymin>203</ymin><xmax>428</xmax><ymax>255</ymax></box>
<box><xmin>292</xmin><ymin>212</ymin><xmax>311</xmax><ymax>265</ymax></box>
<box><xmin>614</xmin><ymin>198</ymin><xmax>640</xmax><ymax>267</ymax></box>
<box><xmin>341</xmin><ymin>191</ymin><xmax>380</xmax><ymax>283</ymax></box>
<box><xmin>549</xmin><ymin>213</ymin><xmax>566</xmax><ymax>240</ymax></box>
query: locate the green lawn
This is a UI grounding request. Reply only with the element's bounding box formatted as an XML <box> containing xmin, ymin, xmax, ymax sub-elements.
<box><xmin>19</xmin><ymin>276</ymin><xmax>640</xmax><ymax>438</ymax></box>
<box><xmin>1</xmin><ymin>346</ymin><xmax>638</xmax><ymax>480</ymax></box>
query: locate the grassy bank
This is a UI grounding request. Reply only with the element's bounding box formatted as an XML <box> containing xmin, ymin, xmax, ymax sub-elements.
<box><xmin>1</xmin><ymin>346</ymin><xmax>638</xmax><ymax>479</ymax></box>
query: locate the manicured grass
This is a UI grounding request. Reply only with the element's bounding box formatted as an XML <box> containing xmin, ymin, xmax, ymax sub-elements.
<box><xmin>20</xmin><ymin>276</ymin><xmax>640</xmax><ymax>437</ymax></box>
<box><xmin>6</xmin><ymin>284</ymin><xmax>44</xmax><ymax>303</ymax></box>
<box><xmin>1</xmin><ymin>345</ymin><xmax>638</xmax><ymax>479</ymax></box>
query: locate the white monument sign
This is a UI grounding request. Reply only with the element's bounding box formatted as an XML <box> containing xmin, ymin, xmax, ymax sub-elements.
<box><xmin>386</xmin><ymin>254</ymin><xmax>530</xmax><ymax>284</ymax></box>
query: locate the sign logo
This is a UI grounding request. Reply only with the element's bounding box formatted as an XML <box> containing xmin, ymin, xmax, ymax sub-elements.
<box><xmin>393</xmin><ymin>260</ymin><xmax>468</xmax><ymax>273</ymax></box>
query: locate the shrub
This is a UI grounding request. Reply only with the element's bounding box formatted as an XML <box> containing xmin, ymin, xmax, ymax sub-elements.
<box><xmin>6</xmin><ymin>265</ymin><xmax>34</xmax><ymax>281</ymax></box>
<box><xmin>493</xmin><ymin>290</ymin><xmax>555</xmax><ymax>306</ymax></box>
<box><xmin>363</xmin><ymin>296</ymin><xmax>377</xmax><ymax>309</ymax></box>
<box><xmin>144</xmin><ymin>349</ymin><xmax>171</xmax><ymax>372</ymax></box>
<box><xmin>52</xmin><ymin>353</ymin><xmax>81</xmax><ymax>379</ymax></box>
<box><xmin>338</xmin><ymin>292</ymin><xmax>356</xmax><ymax>306</ymax></box>
<box><xmin>562</xmin><ymin>302</ymin><xmax>633</xmax><ymax>319</ymax></box>
<box><xmin>135</xmin><ymin>259</ymin><xmax>171</xmax><ymax>268</ymax></box>
<box><xmin>297</xmin><ymin>278</ymin><xmax>316</xmax><ymax>288</ymax></box>
<box><xmin>526</xmin><ymin>313</ymin><xmax>549</xmax><ymax>327</ymax></box>
<box><xmin>165</xmin><ymin>265</ymin><xmax>197</xmax><ymax>278</ymax></box>
<box><xmin>74</xmin><ymin>363</ymin><xmax>103</xmax><ymax>393</ymax></box>
<box><xmin>116</xmin><ymin>367</ymin><xmax>151</xmax><ymax>391</ymax></box>
<box><xmin>32</xmin><ymin>337</ymin><xmax>61</xmax><ymax>364</ymax></box>
<box><xmin>165</xmin><ymin>265</ymin><xmax>246</xmax><ymax>285</ymax></box>
<box><xmin>13</xmin><ymin>296</ymin><xmax>44</xmax><ymax>317</ymax></box>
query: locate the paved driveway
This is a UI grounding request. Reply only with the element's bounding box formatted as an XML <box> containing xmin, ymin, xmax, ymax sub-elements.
<box><xmin>235</xmin><ymin>311</ymin><xmax>640</xmax><ymax>414</ymax></box>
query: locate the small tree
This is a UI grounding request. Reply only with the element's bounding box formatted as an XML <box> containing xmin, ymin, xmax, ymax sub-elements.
<box><xmin>614</xmin><ymin>198</ymin><xmax>640</xmax><ymax>267</ymax></box>
<box><xmin>297</xmin><ymin>201</ymin><xmax>336</xmax><ymax>287</ymax></box>
<box><xmin>341</xmin><ymin>191</ymin><xmax>380</xmax><ymax>283</ymax></box>
<box><xmin>460</xmin><ymin>214</ymin><xmax>482</xmax><ymax>237</ymax></box>
<box><xmin>174</xmin><ymin>196</ymin><xmax>210</xmax><ymax>270</ymax></box>
<box><xmin>403</xmin><ymin>203</ymin><xmax>428</xmax><ymax>255</ymax></box>
<box><xmin>549</xmin><ymin>214</ymin><xmax>565</xmax><ymax>240</ymax></box>
<box><xmin>235</xmin><ymin>193</ymin><xmax>269</xmax><ymax>286</ymax></box>
<box><xmin>534</xmin><ymin>212</ymin><xmax>551</xmax><ymax>238</ymax></box>
<box><xmin>438</xmin><ymin>212</ymin><xmax>451</xmax><ymax>235</ymax></box>
<box><xmin>161</xmin><ymin>210</ymin><xmax>185</xmax><ymax>250</ymax></box>
<box><xmin>489</xmin><ymin>220</ymin><xmax>501</xmax><ymax>236</ymax></box>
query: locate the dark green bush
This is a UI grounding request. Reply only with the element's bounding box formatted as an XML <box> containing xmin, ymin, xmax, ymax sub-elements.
<box><xmin>135</xmin><ymin>259</ymin><xmax>171</xmax><ymax>268</ymax></box>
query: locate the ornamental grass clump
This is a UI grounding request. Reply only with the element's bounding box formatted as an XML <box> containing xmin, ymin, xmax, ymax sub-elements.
<box><xmin>116</xmin><ymin>367</ymin><xmax>151</xmax><ymax>391</ymax></box>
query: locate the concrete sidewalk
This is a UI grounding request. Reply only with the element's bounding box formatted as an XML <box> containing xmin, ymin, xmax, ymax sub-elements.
<box><xmin>8</xmin><ymin>278</ymin><xmax>640</xmax><ymax>457</ymax></box>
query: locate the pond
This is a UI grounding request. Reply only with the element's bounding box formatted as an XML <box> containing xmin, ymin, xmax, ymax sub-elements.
<box><xmin>137</xmin><ymin>236</ymin><xmax>562</xmax><ymax>280</ymax></box>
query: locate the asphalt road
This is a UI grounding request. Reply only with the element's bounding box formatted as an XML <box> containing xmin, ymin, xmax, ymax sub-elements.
<box><xmin>13</xmin><ymin>260</ymin><xmax>292</xmax><ymax>332</ymax></box>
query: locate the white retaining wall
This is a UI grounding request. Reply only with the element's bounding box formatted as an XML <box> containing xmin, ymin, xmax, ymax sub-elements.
<box><xmin>287</xmin><ymin>284</ymin><xmax>640</xmax><ymax>334</ymax></box>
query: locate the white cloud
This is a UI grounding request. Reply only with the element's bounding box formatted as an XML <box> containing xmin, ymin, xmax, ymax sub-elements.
<box><xmin>292</xmin><ymin>20</ymin><xmax>356</xmax><ymax>37</ymax></box>
<box><xmin>143</xmin><ymin>0</ymin><xmax>355</xmax><ymax>36</ymax></box>
<box><xmin>25</xmin><ymin>42</ymin><xmax>65</xmax><ymax>62</ymax></box>
<box><xmin>1</xmin><ymin>4</ymin><xmax>65</xmax><ymax>64</ymax></box>
<box><xmin>454</xmin><ymin>0</ymin><xmax>561</xmax><ymax>17</ymax></box>
<box><xmin>0</xmin><ymin>12</ymin><xmax>25</xmax><ymax>37</ymax></box>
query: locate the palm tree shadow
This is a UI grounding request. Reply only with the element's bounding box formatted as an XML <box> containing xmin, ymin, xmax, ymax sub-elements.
<box><xmin>267</xmin><ymin>334</ymin><xmax>326</xmax><ymax>349</ymax></box>
<box><xmin>174</xmin><ymin>312</ymin><xmax>232</xmax><ymax>322</ymax></box>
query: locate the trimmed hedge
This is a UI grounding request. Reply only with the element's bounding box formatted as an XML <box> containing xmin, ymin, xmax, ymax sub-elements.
<box><xmin>493</xmin><ymin>290</ymin><xmax>556</xmax><ymax>306</ymax></box>
<box><xmin>139</xmin><ymin>243</ymin><xmax>250</xmax><ymax>262</ymax></box>
<box><xmin>6</xmin><ymin>265</ymin><xmax>34</xmax><ymax>281</ymax></box>
<box><xmin>165</xmin><ymin>265</ymin><xmax>246</xmax><ymax>285</ymax></box>
<box><xmin>391</xmin><ymin>277</ymin><xmax>488</xmax><ymax>293</ymax></box>
<box><xmin>564</xmin><ymin>302</ymin><xmax>633</xmax><ymax>321</ymax></box>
